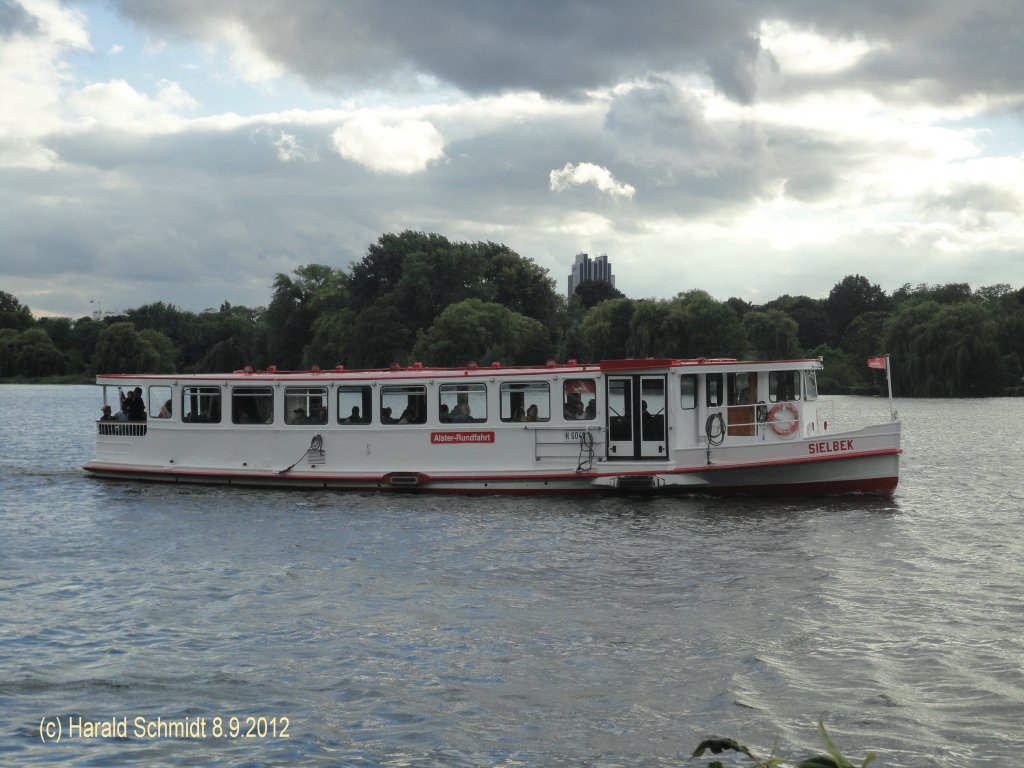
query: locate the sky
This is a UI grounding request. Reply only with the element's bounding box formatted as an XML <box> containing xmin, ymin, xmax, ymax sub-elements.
<box><xmin>2</xmin><ymin>0</ymin><xmax>1024</xmax><ymax>319</ymax></box>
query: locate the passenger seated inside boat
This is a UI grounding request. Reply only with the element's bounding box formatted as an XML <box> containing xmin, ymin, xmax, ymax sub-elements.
<box><xmin>344</xmin><ymin>406</ymin><xmax>362</xmax><ymax>423</ymax></box>
<box><xmin>314</xmin><ymin>406</ymin><xmax>328</xmax><ymax>424</ymax></box>
<box><xmin>564</xmin><ymin>394</ymin><xmax>584</xmax><ymax>419</ymax></box>
<box><xmin>526</xmin><ymin>404</ymin><xmax>539</xmax><ymax>422</ymax></box>
<box><xmin>289</xmin><ymin>407</ymin><xmax>307</xmax><ymax>425</ymax></box>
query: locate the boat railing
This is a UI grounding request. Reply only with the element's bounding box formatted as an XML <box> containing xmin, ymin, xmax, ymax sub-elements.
<box><xmin>96</xmin><ymin>421</ymin><xmax>148</xmax><ymax>437</ymax></box>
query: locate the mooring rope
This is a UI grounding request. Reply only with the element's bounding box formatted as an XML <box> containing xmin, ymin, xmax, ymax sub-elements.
<box><xmin>279</xmin><ymin>434</ymin><xmax>323</xmax><ymax>475</ymax></box>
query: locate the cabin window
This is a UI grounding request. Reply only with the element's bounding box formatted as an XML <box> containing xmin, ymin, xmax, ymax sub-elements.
<box><xmin>728</xmin><ymin>372</ymin><xmax>755</xmax><ymax>404</ymax></box>
<box><xmin>232</xmin><ymin>386</ymin><xmax>274</xmax><ymax>424</ymax></box>
<box><xmin>182</xmin><ymin>386</ymin><xmax>221</xmax><ymax>423</ymax></box>
<box><xmin>337</xmin><ymin>385</ymin><xmax>372</xmax><ymax>424</ymax></box>
<box><xmin>500</xmin><ymin>382</ymin><xmax>549</xmax><ymax>422</ymax></box>
<box><xmin>381</xmin><ymin>385</ymin><xmax>426</xmax><ymax>425</ymax></box>
<box><xmin>769</xmin><ymin>371</ymin><xmax>801</xmax><ymax>403</ymax></box>
<box><xmin>679</xmin><ymin>375</ymin><xmax>696</xmax><ymax>410</ymax></box>
<box><xmin>705</xmin><ymin>374</ymin><xmax>724</xmax><ymax>407</ymax></box>
<box><xmin>149</xmin><ymin>385</ymin><xmax>172</xmax><ymax>419</ymax></box>
<box><xmin>563</xmin><ymin>379</ymin><xmax>596</xmax><ymax>420</ymax></box>
<box><xmin>803</xmin><ymin>371</ymin><xmax>818</xmax><ymax>401</ymax></box>
<box><xmin>286</xmin><ymin>386</ymin><xmax>327</xmax><ymax>425</ymax></box>
<box><xmin>439</xmin><ymin>383</ymin><xmax>487</xmax><ymax>423</ymax></box>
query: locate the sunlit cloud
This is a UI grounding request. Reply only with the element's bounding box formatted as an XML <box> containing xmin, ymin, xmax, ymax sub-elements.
<box><xmin>759</xmin><ymin>19</ymin><xmax>879</xmax><ymax>76</ymax></box>
<box><xmin>67</xmin><ymin>79</ymin><xmax>198</xmax><ymax>133</ymax></box>
<box><xmin>549</xmin><ymin>162</ymin><xmax>636</xmax><ymax>198</ymax></box>
<box><xmin>330</xmin><ymin>113</ymin><xmax>445</xmax><ymax>174</ymax></box>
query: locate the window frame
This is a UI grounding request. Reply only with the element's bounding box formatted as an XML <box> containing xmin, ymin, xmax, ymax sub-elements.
<box><xmin>231</xmin><ymin>385</ymin><xmax>275</xmax><ymax>425</ymax></box>
<box><xmin>499</xmin><ymin>381</ymin><xmax>550</xmax><ymax>423</ymax></box>
<box><xmin>181</xmin><ymin>385</ymin><xmax>222</xmax><ymax>423</ymax></box>
<box><xmin>337</xmin><ymin>385</ymin><xmax>372</xmax><ymax>425</ymax></box>
<box><xmin>380</xmin><ymin>384</ymin><xmax>427</xmax><ymax>425</ymax></box>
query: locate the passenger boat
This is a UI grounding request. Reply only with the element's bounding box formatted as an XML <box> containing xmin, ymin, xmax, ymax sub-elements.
<box><xmin>83</xmin><ymin>357</ymin><xmax>901</xmax><ymax>496</ymax></box>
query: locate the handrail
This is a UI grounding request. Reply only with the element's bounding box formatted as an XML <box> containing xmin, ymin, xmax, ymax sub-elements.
<box><xmin>96</xmin><ymin>421</ymin><xmax>148</xmax><ymax>437</ymax></box>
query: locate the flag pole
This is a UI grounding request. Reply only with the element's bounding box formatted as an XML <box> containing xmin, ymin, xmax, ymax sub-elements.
<box><xmin>885</xmin><ymin>354</ymin><xmax>895</xmax><ymax>421</ymax></box>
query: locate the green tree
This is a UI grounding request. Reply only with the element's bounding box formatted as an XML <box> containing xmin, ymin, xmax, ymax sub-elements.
<box><xmin>660</xmin><ymin>290</ymin><xmax>750</xmax><ymax>359</ymax></box>
<box><xmin>0</xmin><ymin>328</ymin><xmax>20</xmax><ymax>377</ymax></box>
<box><xmin>93</xmin><ymin>322</ymin><xmax>164</xmax><ymax>374</ymax></box>
<box><xmin>345</xmin><ymin>298</ymin><xmax>414</xmax><ymax>368</ymax></box>
<box><xmin>484</xmin><ymin>245</ymin><xmax>561</xmax><ymax>328</ymax></box>
<box><xmin>580</xmin><ymin>298</ymin><xmax>635</xmax><ymax>361</ymax></box>
<box><xmin>0</xmin><ymin>291</ymin><xmax>34</xmax><ymax>331</ymax></box>
<box><xmin>743</xmin><ymin>310</ymin><xmax>801</xmax><ymax>359</ymax></box>
<box><xmin>266</xmin><ymin>265</ymin><xmax>348</xmax><ymax>369</ymax></box>
<box><xmin>349</xmin><ymin>231</ymin><xmax>443</xmax><ymax>310</ymax></box>
<box><xmin>885</xmin><ymin>301</ymin><xmax>1006</xmax><ymax>396</ymax></box>
<box><xmin>765</xmin><ymin>294</ymin><xmax>836</xmax><ymax>349</ymax></box>
<box><xmin>412</xmin><ymin>299</ymin><xmax>551</xmax><ymax>366</ymax></box>
<box><xmin>573</xmin><ymin>279</ymin><xmax>625</xmax><ymax>310</ymax></box>
<box><xmin>826</xmin><ymin>274</ymin><xmax>888</xmax><ymax>340</ymax></box>
<box><xmin>11</xmin><ymin>328</ymin><xmax>67</xmax><ymax>377</ymax></box>
<box><xmin>138</xmin><ymin>329</ymin><xmax>177</xmax><ymax>373</ymax></box>
<box><xmin>627</xmin><ymin>299</ymin><xmax>671</xmax><ymax>358</ymax></box>
<box><xmin>304</xmin><ymin>307</ymin><xmax>356</xmax><ymax>369</ymax></box>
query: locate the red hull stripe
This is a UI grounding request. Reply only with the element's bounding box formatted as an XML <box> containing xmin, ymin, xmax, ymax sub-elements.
<box><xmin>84</xmin><ymin>447</ymin><xmax>899</xmax><ymax>496</ymax></box>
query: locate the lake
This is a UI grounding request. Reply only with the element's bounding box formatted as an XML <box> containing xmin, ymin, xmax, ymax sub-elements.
<box><xmin>1</xmin><ymin>385</ymin><xmax>1021</xmax><ymax>767</ymax></box>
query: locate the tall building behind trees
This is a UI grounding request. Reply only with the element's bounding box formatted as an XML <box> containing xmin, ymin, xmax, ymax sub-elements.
<box><xmin>568</xmin><ymin>253</ymin><xmax>615</xmax><ymax>299</ymax></box>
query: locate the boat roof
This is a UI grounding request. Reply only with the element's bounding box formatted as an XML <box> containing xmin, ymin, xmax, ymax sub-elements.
<box><xmin>94</xmin><ymin>357</ymin><xmax>823</xmax><ymax>384</ymax></box>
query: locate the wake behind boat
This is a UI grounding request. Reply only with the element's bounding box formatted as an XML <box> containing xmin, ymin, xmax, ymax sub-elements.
<box><xmin>83</xmin><ymin>357</ymin><xmax>901</xmax><ymax>495</ymax></box>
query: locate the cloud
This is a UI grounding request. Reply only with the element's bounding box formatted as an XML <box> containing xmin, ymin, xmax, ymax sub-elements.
<box><xmin>67</xmin><ymin>78</ymin><xmax>198</xmax><ymax>133</ymax></box>
<box><xmin>4</xmin><ymin>1</ymin><xmax>1024</xmax><ymax>320</ymax></box>
<box><xmin>0</xmin><ymin>0</ymin><xmax>90</xmax><ymax>168</ymax></box>
<box><xmin>550</xmin><ymin>162</ymin><xmax>636</xmax><ymax>199</ymax></box>
<box><xmin>330</xmin><ymin>113</ymin><xmax>444</xmax><ymax>174</ymax></box>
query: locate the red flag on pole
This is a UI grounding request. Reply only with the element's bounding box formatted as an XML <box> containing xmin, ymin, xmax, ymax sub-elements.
<box><xmin>867</xmin><ymin>357</ymin><xmax>887</xmax><ymax>370</ymax></box>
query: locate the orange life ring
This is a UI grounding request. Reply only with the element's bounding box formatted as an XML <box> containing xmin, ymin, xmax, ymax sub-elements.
<box><xmin>768</xmin><ymin>402</ymin><xmax>800</xmax><ymax>437</ymax></box>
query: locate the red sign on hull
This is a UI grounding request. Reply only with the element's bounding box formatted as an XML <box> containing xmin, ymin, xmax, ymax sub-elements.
<box><xmin>430</xmin><ymin>431</ymin><xmax>495</xmax><ymax>445</ymax></box>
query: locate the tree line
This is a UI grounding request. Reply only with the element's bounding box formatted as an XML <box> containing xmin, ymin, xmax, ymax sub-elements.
<box><xmin>2</xmin><ymin>230</ymin><xmax>1022</xmax><ymax>396</ymax></box>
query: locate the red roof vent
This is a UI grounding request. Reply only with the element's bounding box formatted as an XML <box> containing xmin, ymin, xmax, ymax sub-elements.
<box><xmin>267</xmin><ymin>364</ymin><xmax>278</xmax><ymax>373</ymax></box>
<box><xmin>546</xmin><ymin>359</ymin><xmax>557</xmax><ymax>367</ymax></box>
<box><xmin>390</xmin><ymin>362</ymin><xmax>401</xmax><ymax>370</ymax></box>
<box><xmin>467</xmin><ymin>361</ymin><xmax>478</xmax><ymax>369</ymax></box>
<box><xmin>334</xmin><ymin>365</ymin><xmax>345</xmax><ymax>371</ymax></box>
<box><xmin>311</xmin><ymin>364</ymin><xmax>321</xmax><ymax>373</ymax></box>
<box><xmin>566</xmin><ymin>359</ymin><xmax>577</xmax><ymax>366</ymax></box>
<box><xmin>410</xmin><ymin>361</ymin><xmax>425</xmax><ymax>369</ymax></box>
<box><xmin>490</xmin><ymin>361</ymin><xmax>502</xmax><ymax>368</ymax></box>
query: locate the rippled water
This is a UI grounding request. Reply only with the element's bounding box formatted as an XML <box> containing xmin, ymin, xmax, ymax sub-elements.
<box><xmin>1</xmin><ymin>385</ymin><xmax>1022</xmax><ymax>767</ymax></box>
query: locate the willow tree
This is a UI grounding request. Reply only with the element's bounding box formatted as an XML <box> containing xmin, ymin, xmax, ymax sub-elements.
<box><xmin>885</xmin><ymin>301</ymin><xmax>1005</xmax><ymax>396</ymax></box>
<box><xmin>412</xmin><ymin>299</ymin><xmax>551</xmax><ymax>366</ymax></box>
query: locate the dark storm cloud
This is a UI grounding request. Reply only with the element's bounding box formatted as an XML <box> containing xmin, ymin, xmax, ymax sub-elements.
<box><xmin>111</xmin><ymin>1</ymin><xmax>1024</xmax><ymax>103</ymax></box>
<box><xmin>110</xmin><ymin>0</ymin><xmax>765</xmax><ymax>101</ymax></box>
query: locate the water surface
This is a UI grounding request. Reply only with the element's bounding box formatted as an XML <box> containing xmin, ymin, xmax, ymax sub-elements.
<box><xmin>1</xmin><ymin>385</ymin><xmax>1022</xmax><ymax>766</ymax></box>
